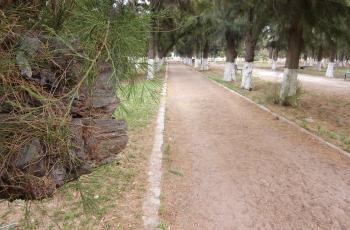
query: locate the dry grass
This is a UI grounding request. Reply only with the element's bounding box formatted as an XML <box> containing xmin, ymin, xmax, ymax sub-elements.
<box><xmin>0</xmin><ymin>69</ymin><xmax>165</xmax><ymax>229</ymax></box>
<box><xmin>206</xmin><ymin>68</ymin><xmax>350</xmax><ymax>153</ymax></box>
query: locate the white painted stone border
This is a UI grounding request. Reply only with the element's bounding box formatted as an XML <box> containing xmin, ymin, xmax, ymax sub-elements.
<box><xmin>142</xmin><ymin>63</ymin><xmax>168</xmax><ymax>228</ymax></box>
<box><xmin>207</xmin><ymin>76</ymin><xmax>350</xmax><ymax>159</ymax></box>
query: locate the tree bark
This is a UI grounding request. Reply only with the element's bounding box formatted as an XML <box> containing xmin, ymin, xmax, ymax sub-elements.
<box><xmin>147</xmin><ymin>0</ymin><xmax>157</xmax><ymax>80</ymax></box>
<box><xmin>326</xmin><ymin>43</ymin><xmax>336</xmax><ymax>78</ymax></box>
<box><xmin>147</xmin><ymin>31</ymin><xmax>156</xmax><ymax>80</ymax></box>
<box><xmin>268</xmin><ymin>47</ymin><xmax>273</xmax><ymax>63</ymax></box>
<box><xmin>316</xmin><ymin>46</ymin><xmax>323</xmax><ymax>71</ymax></box>
<box><xmin>272</xmin><ymin>48</ymin><xmax>278</xmax><ymax>70</ymax></box>
<box><xmin>280</xmin><ymin>22</ymin><xmax>303</xmax><ymax>102</ymax></box>
<box><xmin>223</xmin><ymin>31</ymin><xmax>237</xmax><ymax>81</ymax></box>
<box><xmin>201</xmin><ymin>40</ymin><xmax>209</xmax><ymax>71</ymax></box>
<box><xmin>241</xmin><ymin>8</ymin><xmax>256</xmax><ymax>90</ymax></box>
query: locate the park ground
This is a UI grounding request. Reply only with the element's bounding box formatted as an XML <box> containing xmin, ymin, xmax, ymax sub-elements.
<box><xmin>1</xmin><ymin>63</ymin><xmax>350</xmax><ymax>229</ymax></box>
<box><xmin>208</xmin><ymin>63</ymin><xmax>350</xmax><ymax>153</ymax></box>
<box><xmin>160</xmin><ymin>63</ymin><xmax>350</xmax><ymax>229</ymax></box>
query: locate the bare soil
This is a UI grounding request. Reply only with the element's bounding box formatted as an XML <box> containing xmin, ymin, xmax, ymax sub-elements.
<box><xmin>161</xmin><ymin>63</ymin><xmax>350</xmax><ymax>229</ymax></box>
<box><xmin>207</xmin><ymin>65</ymin><xmax>350</xmax><ymax>152</ymax></box>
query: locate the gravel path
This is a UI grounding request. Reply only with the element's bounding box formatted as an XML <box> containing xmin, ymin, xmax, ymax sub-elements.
<box><xmin>161</xmin><ymin>63</ymin><xmax>350</xmax><ymax>230</ymax></box>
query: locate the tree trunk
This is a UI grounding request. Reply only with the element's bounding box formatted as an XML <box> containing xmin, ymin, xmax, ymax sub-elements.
<box><xmin>272</xmin><ymin>48</ymin><xmax>278</xmax><ymax>70</ymax></box>
<box><xmin>186</xmin><ymin>48</ymin><xmax>193</xmax><ymax>66</ymax></box>
<box><xmin>194</xmin><ymin>57</ymin><xmax>201</xmax><ymax>68</ymax></box>
<box><xmin>201</xmin><ymin>41</ymin><xmax>209</xmax><ymax>71</ymax></box>
<box><xmin>241</xmin><ymin>8</ymin><xmax>256</xmax><ymax>90</ymax></box>
<box><xmin>280</xmin><ymin>22</ymin><xmax>303</xmax><ymax>103</ymax></box>
<box><xmin>326</xmin><ymin>43</ymin><xmax>336</xmax><ymax>78</ymax></box>
<box><xmin>268</xmin><ymin>47</ymin><xmax>273</xmax><ymax>64</ymax></box>
<box><xmin>147</xmin><ymin>0</ymin><xmax>157</xmax><ymax>80</ymax></box>
<box><xmin>316</xmin><ymin>46</ymin><xmax>323</xmax><ymax>71</ymax></box>
<box><xmin>223</xmin><ymin>31</ymin><xmax>237</xmax><ymax>81</ymax></box>
<box><xmin>339</xmin><ymin>52</ymin><xmax>345</xmax><ymax>67</ymax></box>
<box><xmin>147</xmin><ymin>31</ymin><xmax>156</xmax><ymax>80</ymax></box>
<box><xmin>303</xmin><ymin>53</ymin><xmax>308</xmax><ymax>66</ymax></box>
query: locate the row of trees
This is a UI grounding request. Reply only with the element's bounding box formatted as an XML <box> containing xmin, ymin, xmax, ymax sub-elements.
<box><xmin>146</xmin><ymin>0</ymin><xmax>350</xmax><ymax>103</ymax></box>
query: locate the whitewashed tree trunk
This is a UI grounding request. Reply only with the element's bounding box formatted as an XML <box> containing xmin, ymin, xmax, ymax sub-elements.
<box><xmin>241</xmin><ymin>62</ymin><xmax>253</xmax><ymax>90</ymax></box>
<box><xmin>147</xmin><ymin>58</ymin><xmax>154</xmax><ymax>80</ymax></box>
<box><xmin>316</xmin><ymin>61</ymin><xmax>322</xmax><ymax>71</ymax></box>
<box><xmin>322</xmin><ymin>59</ymin><xmax>328</xmax><ymax>68</ymax></box>
<box><xmin>280</xmin><ymin>69</ymin><xmax>298</xmax><ymax>100</ymax></box>
<box><xmin>194</xmin><ymin>58</ymin><xmax>201</xmax><ymax>68</ymax></box>
<box><xmin>188</xmin><ymin>58</ymin><xmax>193</xmax><ymax>66</ymax></box>
<box><xmin>325</xmin><ymin>62</ymin><xmax>334</xmax><ymax>78</ymax></box>
<box><xmin>223</xmin><ymin>62</ymin><xmax>235</xmax><ymax>81</ymax></box>
<box><xmin>309</xmin><ymin>58</ymin><xmax>314</xmax><ymax>67</ymax></box>
<box><xmin>201</xmin><ymin>58</ymin><xmax>209</xmax><ymax>71</ymax></box>
<box><xmin>160</xmin><ymin>57</ymin><xmax>165</xmax><ymax>66</ymax></box>
<box><xmin>154</xmin><ymin>56</ymin><xmax>160</xmax><ymax>71</ymax></box>
<box><xmin>272</xmin><ymin>60</ymin><xmax>277</xmax><ymax>71</ymax></box>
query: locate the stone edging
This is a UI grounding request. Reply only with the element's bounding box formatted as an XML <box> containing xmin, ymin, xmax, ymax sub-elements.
<box><xmin>142</xmin><ymin>63</ymin><xmax>168</xmax><ymax>228</ymax></box>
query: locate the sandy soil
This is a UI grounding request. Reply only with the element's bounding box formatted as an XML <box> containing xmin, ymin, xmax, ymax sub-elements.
<box><xmin>161</xmin><ymin>63</ymin><xmax>350</xmax><ymax>230</ymax></box>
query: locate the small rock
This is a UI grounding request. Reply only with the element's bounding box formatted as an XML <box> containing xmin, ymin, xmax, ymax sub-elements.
<box><xmin>15</xmin><ymin>138</ymin><xmax>46</xmax><ymax>177</ymax></box>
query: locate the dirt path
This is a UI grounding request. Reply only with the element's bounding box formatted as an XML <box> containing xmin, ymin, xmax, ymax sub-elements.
<box><xmin>161</xmin><ymin>63</ymin><xmax>350</xmax><ymax>230</ymax></box>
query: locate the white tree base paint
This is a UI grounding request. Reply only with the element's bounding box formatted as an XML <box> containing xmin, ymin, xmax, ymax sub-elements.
<box><xmin>241</xmin><ymin>62</ymin><xmax>253</xmax><ymax>90</ymax></box>
<box><xmin>208</xmin><ymin>77</ymin><xmax>350</xmax><ymax>159</ymax></box>
<box><xmin>142</xmin><ymin>64</ymin><xmax>168</xmax><ymax>228</ymax></box>
<box><xmin>272</xmin><ymin>60</ymin><xmax>277</xmax><ymax>71</ymax></box>
<box><xmin>325</xmin><ymin>62</ymin><xmax>334</xmax><ymax>78</ymax></box>
<box><xmin>223</xmin><ymin>62</ymin><xmax>235</xmax><ymax>81</ymax></box>
<box><xmin>147</xmin><ymin>58</ymin><xmax>154</xmax><ymax>80</ymax></box>
<box><xmin>316</xmin><ymin>61</ymin><xmax>322</xmax><ymax>71</ymax></box>
<box><xmin>309</xmin><ymin>59</ymin><xmax>314</xmax><ymax>67</ymax></box>
<box><xmin>322</xmin><ymin>59</ymin><xmax>328</xmax><ymax>69</ymax></box>
<box><xmin>194</xmin><ymin>58</ymin><xmax>201</xmax><ymax>68</ymax></box>
<box><xmin>159</xmin><ymin>57</ymin><xmax>165</xmax><ymax>67</ymax></box>
<box><xmin>280</xmin><ymin>68</ymin><xmax>298</xmax><ymax>100</ymax></box>
<box><xmin>185</xmin><ymin>58</ymin><xmax>192</xmax><ymax>66</ymax></box>
<box><xmin>201</xmin><ymin>58</ymin><xmax>209</xmax><ymax>71</ymax></box>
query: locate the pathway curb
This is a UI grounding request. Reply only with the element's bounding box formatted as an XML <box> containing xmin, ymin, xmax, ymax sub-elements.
<box><xmin>142</xmin><ymin>63</ymin><xmax>168</xmax><ymax>228</ymax></box>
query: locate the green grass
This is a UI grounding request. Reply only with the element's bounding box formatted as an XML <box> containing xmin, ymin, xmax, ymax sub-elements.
<box><xmin>316</xmin><ymin>125</ymin><xmax>350</xmax><ymax>152</ymax></box>
<box><xmin>158</xmin><ymin>221</ymin><xmax>169</xmax><ymax>230</ymax></box>
<box><xmin>115</xmin><ymin>69</ymin><xmax>164</xmax><ymax>130</ymax></box>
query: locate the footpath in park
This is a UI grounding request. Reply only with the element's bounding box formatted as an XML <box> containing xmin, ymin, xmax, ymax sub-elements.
<box><xmin>161</xmin><ymin>63</ymin><xmax>350</xmax><ymax>229</ymax></box>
